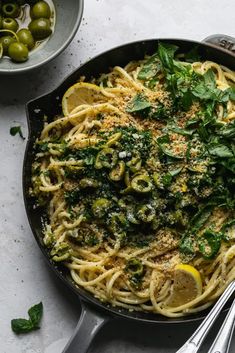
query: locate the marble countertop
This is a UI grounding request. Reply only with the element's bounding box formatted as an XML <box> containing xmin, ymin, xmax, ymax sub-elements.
<box><xmin>1</xmin><ymin>0</ymin><xmax>235</xmax><ymax>352</ymax></box>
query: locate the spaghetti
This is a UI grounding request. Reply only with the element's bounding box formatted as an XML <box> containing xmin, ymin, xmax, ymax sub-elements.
<box><xmin>31</xmin><ymin>43</ymin><xmax>235</xmax><ymax>317</ymax></box>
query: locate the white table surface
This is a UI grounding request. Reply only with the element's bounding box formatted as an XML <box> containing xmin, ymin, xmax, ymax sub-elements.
<box><xmin>1</xmin><ymin>0</ymin><xmax>235</xmax><ymax>352</ymax></box>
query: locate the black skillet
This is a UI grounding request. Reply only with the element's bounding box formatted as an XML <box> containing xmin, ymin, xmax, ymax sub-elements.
<box><xmin>23</xmin><ymin>35</ymin><xmax>235</xmax><ymax>353</ymax></box>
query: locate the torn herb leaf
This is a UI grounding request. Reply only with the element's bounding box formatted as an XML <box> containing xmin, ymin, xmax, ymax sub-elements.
<box><xmin>11</xmin><ymin>319</ymin><xmax>34</xmax><ymax>334</ymax></box>
<box><xmin>137</xmin><ymin>52</ymin><xmax>160</xmax><ymax>81</ymax></box>
<box><xmin>126</xmin><ymin>93</ymin><xmax>151</xmax><ymax>114</ymax></box>
<box><xmin>158</xmin><ymin>42</ymin><xmax>178</xmax><ymax>73</ymax></box>
<box><xmin>28</xmin><ymin>302</ymin><xmax>43</xmax><ymax>328</ymax></box>
<box><xmin>198</xmin><ymin>229</ymin><xmax>221</xmax><ymax>259</ymax></box>
<box><xmin>10</xmin><ymin>126</ymin><xmax>25</xmax><ymax>140</ymax></box>
<box><xmin>169</xmin><ymin>126</ymin><xmax>195</xmax><ymax>136</ymax></box>
<box><xmin>207</xmin><ymin>144</ymin><xmax>233</xmax><ymax>158</ymax></box>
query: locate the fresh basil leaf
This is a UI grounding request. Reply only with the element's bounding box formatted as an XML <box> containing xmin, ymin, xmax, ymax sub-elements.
<box><xmin>158</xmin><ymin>144</ymin><xmax>184</xmax><ymax>159</ymax></box>
<box><xmin>168</xmin><ymin>167</ymin><xmax>182</xmax><ymax>176</ymax></box>
<box><xmin>28</xmin><ymin>302</ymin><xmax>43</xmax><ymax>328</ymax></box>
<box><xmin>192</xmin><ymin>70</ymin><xmax>230</xmax><ymax>103</ymax></box>
<box><xmin>156</xmin><ymin>134</ymin><xmax>170</xmax><ymax>144</ymax></box>
<box><xmin>162</xmin><ymin>167</ymin><xmax>182</xmax><ymax>186</ymax></box>
<box><xmin>203</xmin><ymin>69</ymin><xmax>216</xmax><ymax>89</ymax></box>
<box><xmin>149</xmin><ymin>102</ymin><xmax>169</xmax><ymax>120</ymax></box>
<box><xmin>219</xmin><ymin>121</ymin><xmax>235</xmax><ymax>138</ymax></box>
<box><xmin>126</xmin><ymin>94</ymin><xmax>151</xmax><ymax>113</ymax></box>
<box><xmin>229</xmin><ymin>87</ymin><xmax>235</xmax><ymax>101</ymax></box>
<box><xmin>137</xmin><ymin>52</ymin><xmax>160</xmax><ymax>80</ymax></box>
<box><xmin>208</xmin><ymin>144</ymin><xmax>233</xmax><ymax>158</ymax></box>
<box><xmin>186</xmin><ymin>118</ymin><xmax>199</xmax><ymax>128</ymax></box>
<box><xmin>11</xmin><ymin>319</ymin><xmax>34</xmax><ymax>334</ymax></box>
<box><xmin>11</xmin><ymin>302</ymin><xmax>43</xmax><ymax>335</ymax></box>
<box><xmin>180</xmin><ymin>235</ymin><xmax>195</xmax><ymax>255</ymax></box>
<box><xmin>191</xmin><ymin>205</ymin><xmax>213</xmax><ymax>233</ymax></box>
<box><xmin>10</xmin><ymin>126</ymin><xmax>25</xmax><ymax>140</ymax></box>
<box><xmin>198</xmin><ymin>229</ymin><xmax>221</xmax><ymax>259</ymax></box>
<box><xmin>147</xmin><ymin>78</ymin><xmax>158</xmax><ymax>89</ymax></box>
<box><xmin>169</xmin><ymin>126</ymin><xmax>195</xmax><ymax>136</ymax></box>
<box><xmin>161</xmin><ymin>173</ymin><xmax>173</xmax><ymax>187</ymax></box>
<box><xmin>220</xmin><ymin>158</ymin><xmax>235</xmax><ymax>174</ymax></box>
<box><xmin>158</xmin><ymin>42</ymin><xmax>178</xmax><ymax>72</ymax></box>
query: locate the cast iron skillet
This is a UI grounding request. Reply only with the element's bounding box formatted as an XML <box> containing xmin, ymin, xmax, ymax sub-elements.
<box><xmin>23</xmin><ymin>35</ymin><xmax>235</xmax><ymax>353</ymax></box>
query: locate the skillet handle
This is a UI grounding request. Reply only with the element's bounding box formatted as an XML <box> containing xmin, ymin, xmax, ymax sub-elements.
<box><xmin>203</xmin><ymin>34</ymin><xmax>235</xmax><ymax>57</ymax></box>
<box><xmin>62</xmin><ymin>300</ymin><xmax>110</xmax><ymax>353</ymax></box>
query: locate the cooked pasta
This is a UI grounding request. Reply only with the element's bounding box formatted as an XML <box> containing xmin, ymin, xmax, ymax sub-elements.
<box><xmin>31</xmin><ymin>43</ymin><xmax>235</xmax><ymax>317</ymax></box>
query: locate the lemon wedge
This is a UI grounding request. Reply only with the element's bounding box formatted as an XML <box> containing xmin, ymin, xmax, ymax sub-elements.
<box><xmin>62</xmin><ymin>82</ymin><xmax>108</xmax><ymax>116</ymax></box>
<box><xmin>166</xmin><ymin>264</ymin><xmax>202</xmax><ymax>308</ymax></box>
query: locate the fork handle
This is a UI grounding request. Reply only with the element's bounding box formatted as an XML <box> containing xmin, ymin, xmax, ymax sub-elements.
<box><xmin>207</xmin><ymin>297</ymin><xmax>235</xmax><ymax>353</ymax></box>
<box><xmin>176</xmin><ymin>281</ymin><xmax>235</xmax><ymax>353</ymax></box>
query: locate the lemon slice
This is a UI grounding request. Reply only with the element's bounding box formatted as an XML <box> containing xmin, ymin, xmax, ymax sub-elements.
<box><xmin>166</xmin><ymin>264</ymin><xmax>202</xmax><ymax>308</ymax></box>
<box><xmin>62</xmin><ymin>82</ymin><xmax>108</xmax><ymax>116</ymax></box>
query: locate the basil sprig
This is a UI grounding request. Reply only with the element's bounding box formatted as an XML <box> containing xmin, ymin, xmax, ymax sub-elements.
<box><xmin>11</xmin><ymin>302</ymin><xmax>43</xmax><ymax>334</ymax></box>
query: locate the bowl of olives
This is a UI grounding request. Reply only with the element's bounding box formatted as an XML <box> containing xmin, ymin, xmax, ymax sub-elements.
<box><xmin>0</xmin><ymin>0</ymin><xmax>84</xmax><ymax>73</ymax></box>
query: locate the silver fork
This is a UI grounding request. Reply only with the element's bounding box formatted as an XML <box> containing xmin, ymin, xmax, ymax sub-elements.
<box><xmin>176</xmin><ymin>280</ymin><xmax>235</xmax><ymax>353</ymax></box>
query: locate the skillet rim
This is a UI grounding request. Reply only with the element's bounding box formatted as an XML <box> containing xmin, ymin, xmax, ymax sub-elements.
<box><xmin>23</xmin><ymin>37</ymin><xmax>234</xmax><ymax>324</ymax></box>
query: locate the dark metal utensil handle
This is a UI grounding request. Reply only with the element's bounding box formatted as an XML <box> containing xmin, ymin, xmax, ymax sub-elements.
<box><xmin>203</xmin><ymin>34</ymin><xmax>235</xmax><ymax>57</ymax></box>
<box><xmin>176</xmin><ymin>281</ymin><xmax>235</xmax><ymax>353</ymax></box>
<box><xmin>62</xmin><ymin>301</ymin><xmax>109</xmax><ymax>353</ymax></box>
<box><xmin>207</xmin><ymin>296</ymin><xmax>235</xmax><ymax>353</ymax></box>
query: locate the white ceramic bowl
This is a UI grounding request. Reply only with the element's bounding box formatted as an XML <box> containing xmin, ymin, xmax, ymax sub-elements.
<box><xmin>0</xmin><ymin>0</ymin><xmax>84</xmax><ymax>74</ymax></box>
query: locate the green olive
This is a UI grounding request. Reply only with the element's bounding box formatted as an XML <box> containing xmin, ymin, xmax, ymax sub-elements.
<box><xmin>92</xmin><ymin>198</ymin><xmax>110</xmax><ymax>218</ymax></box>
<box><xmin>137</xmin><ymin>204</ymin><xmax>155</xmax><ymax>223</ymax></box>
<box><xmin>2</xmin><ymin>18</ymin><xmax>19</xmax><ymax>33</ymax></box>
<box><xmin>8</xmin><ymin>42</ymin><xmax>29</xmax><ymax>62</ymax></box>
<box><xmin>28</xmin><ymin>18</ymin><xmax>52</xmax><ymax>40</ymax></box>
<box><xmin>126</xmin><ymin>153</ymin><xmax>142</xmax><ymax>173</ymax></box>
<box><xmin>131</xmin><ymin>174</ymin><xmax>153</xmax><ymax>193</ymax></box>
<box><xmin>95</xmin><ymin>148</ymin><xmax>118</xmax><ymax>169</ymax></box>
<box><xmin>126</xmin><ymin>258</ymin><xmax>144</xmax><ymax>276</ymax></box>
<box><xmin>17</xmin><ymin>29</ymin><xmax>35</xmax><ymax>50</ymax></box>
<box><xmin>109</xmin><ymin>161</ymin><xmax>125</xmax><ymax>181</ymax></box>
<box><xmin>0</xmin><ymin>16</ymin><xmax>3</xmax><ymax>29</ymax></box>
<box><xmin>2</xmin><ymin>3</ymin><xmax>20</xmax><ymax>18</ymax></box>
<box><xmin>105</xmin><ymin>132</ymin><xmax>122</xmax><ymax>147</ymax></box>
<box><xmin>0</xmin><ymin>35</ymin><xmax>16</xmax><ymax>55</ymax></box>
<box><xmin>79</xmin><ymin>178</ymin><xmax>99</xmax><ymax>189</ymax></box>
<box><xmin>108</xmin><ymin>213</ymin><xmax>126</xmax><ymax>235</ymax></box>
<box><xmin>30</xmin><ymin>1</ymin><xmax>51</xmax><ymax>19</ymax></box>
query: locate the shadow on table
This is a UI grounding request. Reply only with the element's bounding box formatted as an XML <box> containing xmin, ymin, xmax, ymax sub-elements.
<box><xmin>0</xmin><ymin>53</ymin><xmax>75</xmax><ymax>106</ymax></box>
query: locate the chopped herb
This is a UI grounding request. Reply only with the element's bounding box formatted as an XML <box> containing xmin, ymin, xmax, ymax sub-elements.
<box><xmin>65</xmin><ymin>189</ymin><xmax>80</xmax><ymax>206</ymax></box>
<box><xmin>198</xmin><ymin>229</ymin><xmax>221</xmax><ymax>259</ymax></box>
<box><xmin>125</xmin><ymin>258</ymin><xmax>145</xmax><ymax>289</ymax></box>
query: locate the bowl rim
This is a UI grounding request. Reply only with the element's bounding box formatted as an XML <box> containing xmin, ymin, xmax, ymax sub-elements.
<box><xmin>0</xmin><ymin>0</ymin><xmax>84</xmax><ymax>74</ymax></box>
